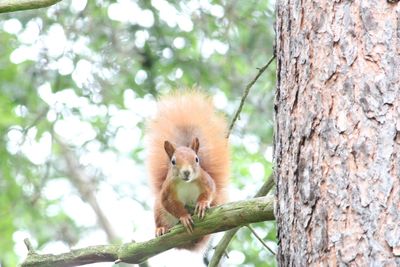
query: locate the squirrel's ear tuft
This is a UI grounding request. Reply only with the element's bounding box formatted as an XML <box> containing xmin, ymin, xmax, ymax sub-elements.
<box><xmin>164</xmin><ymin>141</ymin><xmax>176</xmax><ymax>159</ymax></box>
<box><xmin>190</xmin><ymin>137</ymin><xmax>200</xmax><ymax>153</ymax></box>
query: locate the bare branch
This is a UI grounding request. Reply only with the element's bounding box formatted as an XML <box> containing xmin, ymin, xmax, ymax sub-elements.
<box><xmin>226</xmin><ymin>55</ymin><xmax>276</xmax><ymax>137</ymax></box>
<box><xmin>246</xmin><ymin>225</ymin><xmax>276</xmax><ymax>255</ymax></box>
<box><xmin>209</xmin><ymin>175</ymin><xmax>274</xmax><ymax>267</ymax></box>
<box><xmin>54</xmin><ymin>136</ymin><xmax>119</xmax><ymax>243</ymax></box>
<box><xmin>0</xmin><ymin>0</ymin><xmax>62</xmax><ymax>13</ymax></box>
<box><xmin>24</xmin><ymin>238</ymin><xmax>35</xmax><ymax>253</ymax></box>
<box><xmin>210</xmin><ymin>52</ymin><xmax>277</xmax><ymax>266</ymax></box>
<box><xmin>253</xmin><ymin>175</ymin><xmax>275</xmax><ymax>198</ymax></box>
<box><xmin>21</xmin><ymin>196</ymin><xmax>274</xmax><ymax>267</ymax></box>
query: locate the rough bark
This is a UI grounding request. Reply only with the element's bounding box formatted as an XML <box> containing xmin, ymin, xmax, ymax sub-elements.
<box><xmin>0</xmin><ymin>0</ymin><xmax>62</xmax><ymax>13</ymax></box>
<box><xmin>21</xmin><ymin>196</ymin><xmax>274</xmax><ymax>267</ymax></box>
<box><xmin>275</xmin><ymin>1</ymin><xmax>400</xmax><ymax>266</ymax></box>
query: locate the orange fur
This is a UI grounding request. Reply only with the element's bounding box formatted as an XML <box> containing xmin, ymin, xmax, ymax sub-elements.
<box><xmin>146</xmin><ymin>90</ymin><xmax>230</xmax><ymax>250</ymax></box>
<box><xmin>146</xmin><ymin>90</ymin><xmax>230</xmax><ymax>202</ymax></box>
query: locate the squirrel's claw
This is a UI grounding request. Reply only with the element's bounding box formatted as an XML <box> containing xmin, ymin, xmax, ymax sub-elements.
<box><xmin>155</xmin><ymin>226</ymin><xmax>169</xmax><ymax>237</ymax></box>
<box><xmin>195</xmin><ymin>201</ymin><xmax>210</xmax><ymax>219</ymax></box>
<box><xmin>180</xmin><ymin>214</ymin><xmax>194</xmax><ymax>233</ymax></box>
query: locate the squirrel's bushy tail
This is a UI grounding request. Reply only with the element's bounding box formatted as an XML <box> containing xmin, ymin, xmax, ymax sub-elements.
<box><xmin>146</xmin><ymin>90</ymin><xmax>230</xmax><ymax>204</ymax></box>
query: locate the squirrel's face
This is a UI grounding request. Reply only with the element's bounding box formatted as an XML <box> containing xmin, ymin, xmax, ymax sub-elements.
<box><xmin>170</xmin><ymin>148</ymin><xmax>200</xmax><ymax>182</ymax></box>
<box><xmin>164</xmin><ymin>138</ymin><xmax>201</xmax><ymax>182</ymax></box>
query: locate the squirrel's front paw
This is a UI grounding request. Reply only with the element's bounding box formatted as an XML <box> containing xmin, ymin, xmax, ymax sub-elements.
<box><xmin>179</xmin><ymin>214</ymin><xmax>194</xmax><ymax>233</ymax></box>
<box><xmin>155</xmin><ymin>226</ymin><xmax>170</xmax><ymax>237</ymax></box>
<box><xmin>195</xmin><ymin>200</ymin><xmax>210</xmax><ymax>219</ymax></box>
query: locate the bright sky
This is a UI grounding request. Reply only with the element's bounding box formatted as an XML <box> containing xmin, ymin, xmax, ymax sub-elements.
<box><xmin>3</xmin><ymin>0</ymin><xmax>273</xmax><ymax>266</ymax></box>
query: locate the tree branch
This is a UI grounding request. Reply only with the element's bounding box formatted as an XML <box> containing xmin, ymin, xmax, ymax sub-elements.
<box><xmin>246</xmin><ymin>225</ymin><xmax>276</xmax><ymax>255</ymax></box>
<box><xmin>209</xmin><ymin>175</ymin><xmax>275</xmax><ymax>267</ymax></box>
<box><xmin>0</xmin><ymin>0</ymin><xmax>62</xmax><ymax>13</ymax></box>
<box><xmin>226</xmin><ymin>55</ymin><xmax>276</xmax><ymax>137</ymax></box>
<box><xmin>21</xmin><ymin>196</ymin><xmax>274</xmax><ymax>267</ymax></box>
<box><xmin>54</xmin><ymin>136</ymin><xmax>119</xmax><ymax>243</ymax></box>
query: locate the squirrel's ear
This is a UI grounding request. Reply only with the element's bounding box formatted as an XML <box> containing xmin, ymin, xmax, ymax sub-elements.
<box><xmin>190</xmin><ymin>137</ymin><xmax>200</xmax><ymax>153</ymax></box>
<box><xmin>164</xmin><ymin>141</ymin><xmax>176</xmax><ymax>159</ymax></box>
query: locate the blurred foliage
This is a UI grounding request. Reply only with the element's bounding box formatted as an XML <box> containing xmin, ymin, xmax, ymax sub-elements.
<box><xmin>0</xmin><ymin>0</ymin><xmax>276</xmax><ymax>266</ymax></box>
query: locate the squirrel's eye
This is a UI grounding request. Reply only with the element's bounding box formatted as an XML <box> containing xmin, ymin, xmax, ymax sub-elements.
<box><xmin>171</xmin><ymin>158</ymin><xmax>176</xmax><ymax>165</ymax></box>
<box><xmin>195</xmin><ymin>156</ymin><xmax>199</xmax><ymax>163</ymax></box>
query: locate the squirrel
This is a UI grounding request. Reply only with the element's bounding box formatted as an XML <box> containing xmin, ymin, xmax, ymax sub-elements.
<box><xmin>146</xmin><ymin>90</ymin><xmax>230</xmax><ymax>250</ymax></box>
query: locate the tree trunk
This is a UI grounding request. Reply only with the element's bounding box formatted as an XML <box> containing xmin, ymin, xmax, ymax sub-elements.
<box><xmin>274</xmin><ymin>1</ymin><xmax>400</xmax><ymax>266</ymax></box>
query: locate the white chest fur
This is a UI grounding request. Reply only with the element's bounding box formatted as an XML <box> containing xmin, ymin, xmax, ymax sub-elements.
<box><xmin>176</xmin><ymin>181</ymin><xmax>200</xmax><ymax>206</ymax></box>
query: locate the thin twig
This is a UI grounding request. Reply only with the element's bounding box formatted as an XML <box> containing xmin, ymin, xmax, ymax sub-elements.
<box><xmin>226</xmin><ymin>55</ymin><xmax>276</xmax><ymax>138</ymax></box>
<box><xmin>253</xmin><ymin>174</ymin><xmax>275</xmax><ymax>198</ymax></box>
<box><xmin>54</xmin><ymin>136</ymin><xmax>119</xmax><ymax>243</ymax></box>
<box><xmin>24</xmin><ymin>238</ymin><xmax>35</xmax><ymax>253</ymax></box>
<box><xmin>211</xmin><ymin>55</ymin><xmax>276</xmax><ymax>266</ymax></box>
<box><xmin>246</xmin><ymin>225</ymin><xmax>276</xmax><ymax>255</ymax></box>
<box><xmin>208</xmin><ymin>175</ymin><xmax>274</xmax><ymax>267</ymax></box>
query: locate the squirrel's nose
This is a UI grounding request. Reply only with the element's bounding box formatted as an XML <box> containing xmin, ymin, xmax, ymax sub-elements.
<box><xmin>183</xmin><ymin>170</ymin><xmax>190</xmax><ymax>179</ymax></box>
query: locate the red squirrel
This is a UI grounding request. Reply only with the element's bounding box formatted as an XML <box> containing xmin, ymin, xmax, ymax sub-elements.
<box><xmin>146</xmin><ymin>91</ymin><xmax>230</xmax><ymax>249</ymax></box>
